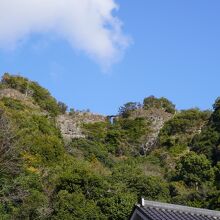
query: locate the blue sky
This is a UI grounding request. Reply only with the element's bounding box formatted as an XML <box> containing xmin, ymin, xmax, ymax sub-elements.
<box><xmin>0</xmin><ymin>0</ymin><xmax>220</xmax><ymax>115</ymax></box>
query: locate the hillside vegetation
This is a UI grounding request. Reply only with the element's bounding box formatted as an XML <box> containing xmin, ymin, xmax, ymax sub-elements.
<box><xmin>0</xmin><ymin>73</ymin><xmax>220</xmax><ymax>219</ymax></box>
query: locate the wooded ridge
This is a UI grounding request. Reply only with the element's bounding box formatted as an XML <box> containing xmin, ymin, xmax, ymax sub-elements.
<box><xmin>0</xmin><ymin>73</ymin><xmax>219</xmax><ymax>219</ymax></box>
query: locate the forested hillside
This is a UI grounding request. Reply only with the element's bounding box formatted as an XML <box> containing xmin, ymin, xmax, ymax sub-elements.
<box><xmin>0</xmin><ymin>73</ymin><xmax>220</xmax><ymax>219</ymax></box>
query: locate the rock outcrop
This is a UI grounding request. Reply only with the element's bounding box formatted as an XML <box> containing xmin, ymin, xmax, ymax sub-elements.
<box><xmin>0</xmin><ymin>88</ymin><xmax>39</xmax><ymax>109</ymax></box>
<box><xmin>0</xmin><ymin>88</ymin><xmax>173</xmax><ymax>152</ymax></box>
<box><xmin>0</xmin><ymin>88</ymin><xmax>29</xmax><ymax>100</ymax></box>
<box><xmin>57</xmin><ymin>112</ymin><xmax>106</xmax><ymax>140</ymax></box>
<box><xmin>130</xmin><ymin>108</ymin><xmax>174</xmax><ymax>154</ymax></box>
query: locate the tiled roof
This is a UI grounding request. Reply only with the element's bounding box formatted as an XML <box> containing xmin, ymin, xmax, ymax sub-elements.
<box><xmin>130</xmin><ymin>200</ymin><xmax>220</xmax><ymax>220</ymax></box>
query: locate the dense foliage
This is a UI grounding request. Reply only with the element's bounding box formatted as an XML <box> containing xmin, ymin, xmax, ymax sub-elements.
<box><xmin>143</xmin><ymin>95</ymin><xmax>176</xmax><ymax>114</ymax></box>
<box><xmin>0</xmin><ymin>74</ymin><xmax>220</xmax><ymax>219</ymax></box>
<box><xmin>159</xmin><ymin>109</ymin><xmax>210</xmax><ymax>155</ymax></box>
<box><xmin>1</xmin><ymin>73</ymin><xmax>65</xmax><ymax>116</ymax></box>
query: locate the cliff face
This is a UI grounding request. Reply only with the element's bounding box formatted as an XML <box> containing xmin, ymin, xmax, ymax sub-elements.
<box><xmin>138</xmin><ymin>109</ymin><xmax>173</xmax><ymax>154</ymax></box>
<box><xmin>0</xmin><ymin>88</ymin><xmax>107</xmax><ymax>142</ymax></box>
<box><xmin>0</xmin><ymin>84</ymin><xmax>174</xmax><ymax>153</ymax></box>
<box><xmin>57</xmin><ymin>112</ymin><xmax>106</xmax><ymax>140</ymax></box>
<box><xmin>127</xmin><ymin>108</ymin><xmax>173</xmax><ymax>154</ymax></box>
<box><xmin>0</xmin><ymin>82</ymin><xmax>203</xmax><ymax>156</ymax></box>
<box><xmin>0</xmin><ymin>88</ymin><xmax>43</xmax><ymax>111</ymax></box>
<box><xmin>56</xmin><ymin>106</ymin><xmax>174</xmax><ymax>155</ymax></box>
<box><xmin>0</xmin><ymin>88</ymin><xmax>27</xmax><ymax>100</ymax></box>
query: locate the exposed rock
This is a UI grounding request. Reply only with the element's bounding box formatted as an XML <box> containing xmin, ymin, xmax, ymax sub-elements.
<box><xmin>0</xmin><ymin>88</ymin><xmax>28</xmax><ymax>100</ymax></box>
<box><xmin>0</xmin><ymin>88</ymin><xmax>173</xmax><ymax>152</ymax></box>
<box><xmin>0</xmin><ymin>88</ymin><xmax>39</xmax><ymax>110</ymax></box>
<box><xmin>130</xmin><ymin>108</ymin><xmax>173</xmax><ymax>154</ymax></box>
<box><xmin>57</xmin><ymin>112</ymin><xmax>106</xmax><ymax>140</ymax></box>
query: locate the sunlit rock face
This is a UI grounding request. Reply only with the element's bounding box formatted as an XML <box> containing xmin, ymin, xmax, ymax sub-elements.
<box><xmin>57</xmin><ymin>112</ymin><xmax>106</xmax><ymax>140</ymax></box>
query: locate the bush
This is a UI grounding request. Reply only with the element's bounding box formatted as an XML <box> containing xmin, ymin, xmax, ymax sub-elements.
<box><xmin>118</xmin><ymin>102</ymin><xmax>140</xmax><ymax>118</ymax></box>
<box><xmin>175</xmin><ymin>152</ymin><xmax>215</xmax><ymax>187</ymax></box>
<box><xmin>143</xmin><ymin>96</ymin><xmax>175</xmax><ymax>114</ymax></box>
<box><xmin>2</xmin><ymin>73</ymin><xmax>62</xmax><ymax>116</ymax></box>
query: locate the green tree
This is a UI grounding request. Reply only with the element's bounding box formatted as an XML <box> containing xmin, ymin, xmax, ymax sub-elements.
<box><xmin>53</xmin><ymin>191</ymin><xmax>103</xmax><ymax>220</ymax></box>
<box><xmin>175</xmin><ymin>152</ymin><xmax>215</xmax><ymax>188</ymax></box>
<box><xmin>143</xmin><ymin>96</ymin><xmax>175</xmax><ymax>114</ymax></box>
<box><xmin>58</xmin><ymin>101</ymin><xmax>68</xmax><ymax>114</ymax></box>
<box><xmin>118</xmin><ymin>102</ymin><xmax>140</xmax><ymax>118</ymax></box>
<box><xmin>98</xmin><ymin>193</ymin><xmax>136</xmax><ymax>220</ymax></box>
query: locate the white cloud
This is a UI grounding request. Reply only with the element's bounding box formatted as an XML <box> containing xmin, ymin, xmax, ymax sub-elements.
<box><xmin>0</xmin><ymin>0</ymin><xmax>130</xmax><ymax>67</ymax></box>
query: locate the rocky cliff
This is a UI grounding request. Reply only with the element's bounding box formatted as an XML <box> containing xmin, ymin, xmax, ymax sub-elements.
<box><xmin>129</xmin><ymin>108</ymin><xmax>174</xmax><ymax>154</ymax></box>
<box><xmin>57</xmin><ymin>112</ymin><xmax>106</xmax><ymax>140</ymax></box>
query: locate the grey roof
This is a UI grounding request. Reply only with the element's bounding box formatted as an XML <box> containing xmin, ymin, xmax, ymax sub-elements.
<box><xmin>131</xmin><ymin>200</ymin><xmax>220</xmax><ymax>220</ymax></box>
